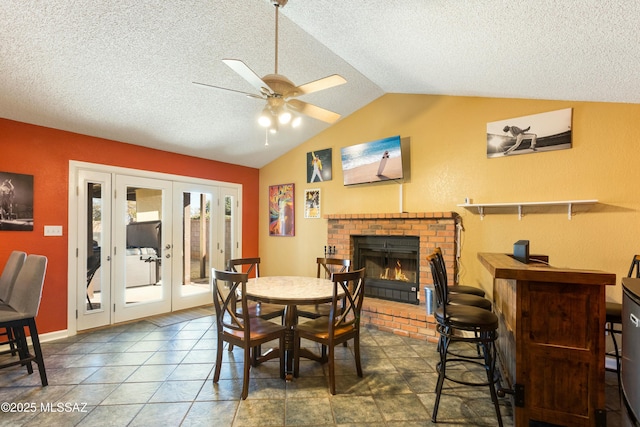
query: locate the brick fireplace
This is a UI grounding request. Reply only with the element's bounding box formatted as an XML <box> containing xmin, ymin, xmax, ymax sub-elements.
<box><xmin>326</xmin><ymin>212</ymin><xmax>460</xmax><ymax>343</ymax></box>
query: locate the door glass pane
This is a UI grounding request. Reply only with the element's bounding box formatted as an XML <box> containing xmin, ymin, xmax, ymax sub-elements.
<box><xmin>223</xmin><ymin>194</ymin><xmax>234</xmax><ymax>268</ymax></box>
<box><xmin>181</xmin><ymin>191</ymin><xmax>212</xmax><ymax>296</ymax></box>
<box><xmin>125</xmin><ymin>186</ymin><xmax>163</xmax><ymax>305</ymax></box>
<box><xmin>86</xmin><ymin>182</ymin><xmax>103</xmax><ymax>311</ymax></box>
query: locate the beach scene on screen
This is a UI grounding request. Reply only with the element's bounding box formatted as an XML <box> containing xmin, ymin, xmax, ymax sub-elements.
<box><xmin>341</xmin><ymin>136</ymin><xmax>403</xmax><ymax>185</ymax></box>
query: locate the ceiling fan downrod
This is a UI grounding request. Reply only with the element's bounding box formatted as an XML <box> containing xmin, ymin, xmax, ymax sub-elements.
<box><xmin>271</xmin><ymin>0</ymin><xmax>288</xmax><ymax>75</ymax></box>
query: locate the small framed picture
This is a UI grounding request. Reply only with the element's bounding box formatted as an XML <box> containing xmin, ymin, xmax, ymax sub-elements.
<box><xmin>307</xmin><ymin>148</ymin><xmax>332</xmax><ymax>183</ymax></box>
<box><xmin>304</xmin><ymin>189</ymin><xmax>321</xmax><ymax>219</ymax></box>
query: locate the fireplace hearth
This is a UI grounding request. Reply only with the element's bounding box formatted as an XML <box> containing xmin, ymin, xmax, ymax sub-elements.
<box><xmin>325</xmin><ymin>212</ymin><xmax>459</xmax><ymax>341</ymax></box>
<box><xmin>353</xmin><ymin>235</ymin><xmax>420</xmax><ymax>304</ymax></box>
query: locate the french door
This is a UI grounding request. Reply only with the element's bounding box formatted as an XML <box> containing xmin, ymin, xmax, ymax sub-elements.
<box><xmin>74</xmin><ymin>164</ymin><xmax>240</xmax><ymax>331</ymax></box>
<box><xmin>112</xmin><ymin>175</ymin><xmax>173</xmax><ymax>323</ymax></box>
<box><xmin>76</xmin><ymin>170</ymin><xmax>112</xmax><ymax>330</ymax></box>
<box><xmin>172</xmin><ymin>182</ymin><xmax>222</xmax><ymax>311</ymax></box>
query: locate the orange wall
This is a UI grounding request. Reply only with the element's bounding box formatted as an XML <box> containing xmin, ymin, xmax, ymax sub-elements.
<box><xmin>0</xmin><ymin>118</ymin><xmax>259</xmax><ymax>334</ymax></box>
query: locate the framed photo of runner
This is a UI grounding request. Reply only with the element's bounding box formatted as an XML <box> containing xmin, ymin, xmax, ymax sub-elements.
<box><xmin>486</xmin><ymin>108</ymin><xmax>572</xmax><ymax>158</ymax></box>
<box><xmin>306</xmin><ymin>148</ymin><xmax>332</xmax><ymax>183</ymax></box>
<box><xmin>304</xmin><ymin>189</ymin><xmax>321</xmax><ymax>219</ymax></box>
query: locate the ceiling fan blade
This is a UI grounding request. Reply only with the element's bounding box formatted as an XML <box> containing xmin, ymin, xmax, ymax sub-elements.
<box><xmin>192</xmin><ymin>82</ymin><xmax>264</xmax><ymax>100</ymax></box>
<box><xmin>295</xmin><ymin>74</ymin><xmax>347</xmax><ymax>96</ymax></box>
<box><xmin>287</xmin><ymin>99</ymin><xmax>341</xmax><ymax>124</ymax></box>
<box><xmin>222</xmin><ymin>59</ymin><xmax>274</xmax><ymax>96</ymax></box>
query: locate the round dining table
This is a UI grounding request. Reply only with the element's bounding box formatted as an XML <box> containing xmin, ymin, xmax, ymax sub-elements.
<box><xmin>245</xmin><ymin>276</ymin><xmax>342</xmax><ymax>378</ymax></box>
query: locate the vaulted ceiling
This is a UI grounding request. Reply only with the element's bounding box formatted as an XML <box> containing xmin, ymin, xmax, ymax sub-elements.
<box><xmin>2</xmin><ymin>1</ymin><xmax>638</xmax><ymax>168</ymax></box>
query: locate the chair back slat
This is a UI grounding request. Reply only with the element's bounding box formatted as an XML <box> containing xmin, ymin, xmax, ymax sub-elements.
<box><xmin>0</xmin><ymin>250</ymin><xmax>27</xmax><ymax>302</ymax></box>
<box><xmin>432</xmin><ymin>247</ymin><xmax>450</xmax><ymax>286</ymax></box>
<box><xmin>628</xmin><ymin>255</ymin><xmax>640</xmax><ymax>278</ymax></box>
<box><xmin>427</xmin><ymin>253</ymin><xmax>448</xmax><ymax>315</ymax></box>
<box><xmin>212</xmin><ymin>269</ymin><xmax>249</xmax><ymax>336</ymax></box>
<box><xmin>227</xmin><ymin>257</ymin><xmax>260</xmax><ymax>278</ymax></box>
<box><xmin>329</xmin><ymin>268</ymin><xmax>365</xmax><ymax>332</ymax></box>
<box><xmin>317</xmin><ymin>258</ymin><xmax>351</xmax><ymax>279</ymax></box>
<box><xmin>5</xmin><ymin>255</ymin><xmax>47</xmax><ymax>317</ymax></box>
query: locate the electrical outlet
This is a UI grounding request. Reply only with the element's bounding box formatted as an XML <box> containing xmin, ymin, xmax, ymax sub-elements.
<box><xmin>44</xmin><ymin>225</ymin><xmax>63</xmax><ymax>236</ymax></box>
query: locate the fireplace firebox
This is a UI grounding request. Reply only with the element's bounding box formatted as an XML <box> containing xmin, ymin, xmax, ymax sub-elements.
<box><xmin>353</xmin><ymin>235</ymin><xmax>420</xmax><ymax>304</ymax></box>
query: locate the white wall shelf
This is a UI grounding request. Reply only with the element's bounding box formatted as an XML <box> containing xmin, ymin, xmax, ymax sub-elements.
<box><xmin>457</xmin><ymin>199</ymin><xmax>598</xmax><ymax>220</ymax></box>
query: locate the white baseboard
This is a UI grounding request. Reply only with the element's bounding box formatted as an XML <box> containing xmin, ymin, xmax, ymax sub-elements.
<box><xmin>40</xmin><ymin>329</ymin><xmax>69</xmax><ymax>343</ymax></box>
<box><xmin>18</xmin><ymin>329</ymin><xmax>69</xmax><ymax>346</ymax></box>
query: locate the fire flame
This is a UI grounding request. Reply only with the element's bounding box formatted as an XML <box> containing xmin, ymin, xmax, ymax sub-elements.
<box><xmin>380</xmin><ymin>259</ymin><xmax>410</xmax><ymax>282</ymax></box>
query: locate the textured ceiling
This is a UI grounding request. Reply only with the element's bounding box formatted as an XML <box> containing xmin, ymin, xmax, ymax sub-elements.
<box><xmin>1</xmin><ymin>0</ymin><xmax>638</xmax><ymax>168</ymax></box>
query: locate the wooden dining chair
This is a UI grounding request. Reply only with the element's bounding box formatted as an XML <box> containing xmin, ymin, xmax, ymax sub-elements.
<box><xmin>293</xmin><ymin>268</ymin><xmax>365</xmax><ymax>394</ymax></box>
<box><xmin>298</xmin><ymin>257</ymin><xmax>351</xmax><ymax>320</ymax></box>
<box><xmin>227</xmin><ymin>257</ymin><xmax>285</xmax><ymax>321</ymax></box>
<box><xmin>212</xmin><ymin>269</ymin><xmax>286</xmax><ymax>400</ymax></box>
<box><xmin>227</xmin><ymin>257</ymin><xmax>285</xmax><ymax>364</ymax></box>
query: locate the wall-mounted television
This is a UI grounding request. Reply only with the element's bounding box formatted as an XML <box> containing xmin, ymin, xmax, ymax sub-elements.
<box><xmin>341</xmin><ymin>135</ymin><xmax>404</xmax><ymax>186</ymax></box>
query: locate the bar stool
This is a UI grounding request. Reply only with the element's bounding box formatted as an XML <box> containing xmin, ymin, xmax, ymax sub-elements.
<box><xmin>0</xmin><ymin>255</ymin><xmax>49</xmax><ymax>386</ymax></box>
<box><xmin>0</xmin><ymin>251</ymin><xmax>27</xmax><ymax>356</ymax></box>
<box><xmin>605</xmin><ymin>255</ymin><xmax>639</xmax><ymax>393</ymax></box>
<box><xmin>433</xmin><ymin>247</ymin><xmax>486</xmax><ymax>297</ymax></box>
<box><xmin>605</xmin><ymin>301</ymin><xmax>622</xmax><ymax>393</ymax></box>
<box><xmin>427</xmin><ymin>254</ymin><xmax>504</xmax><ymax>427</ymax></box>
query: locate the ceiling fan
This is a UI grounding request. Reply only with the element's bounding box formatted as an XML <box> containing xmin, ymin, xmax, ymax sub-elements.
<box><xmin>193</xmin><ymin>0</ymin><xmax>346</xmax><ymax>133</ymax></box>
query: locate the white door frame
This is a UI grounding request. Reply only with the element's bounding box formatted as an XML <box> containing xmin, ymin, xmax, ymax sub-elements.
<box><xmin>67</xmin><ymin>161</ymin><xmax>242</xmax><ymax>335</ymax></box>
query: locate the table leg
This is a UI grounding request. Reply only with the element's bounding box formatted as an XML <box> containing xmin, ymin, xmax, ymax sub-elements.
<box><xmin>283</xmin><ymin>304</ymin><xmax>297</xmax><ymax>380</ymax></box>
<box><xmin>282</xmin><ymin>304</ymin><xmax>329</xmax><ymax>380</ymax></box>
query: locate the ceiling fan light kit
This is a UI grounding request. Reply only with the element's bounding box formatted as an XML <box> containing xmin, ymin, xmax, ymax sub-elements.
<box><xmin>193</xmin><ymin>0</ymin><xmax>346</xmax><ymax>138</ymax></box>
<box><xmin>278</xmin><ymin>110</ymin><xmax>292</xmax><ymax>125</ymax></box>
<box><xmin>258</xmin><ymin>107</ymin><xmax>273</xmax><ymax>127</ymax></box>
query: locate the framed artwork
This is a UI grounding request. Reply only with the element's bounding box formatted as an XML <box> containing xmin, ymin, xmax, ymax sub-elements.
<box><xmin>269</xmin><ymin>183</ymin><xmax>295</xmax><ymax>236</ymax></box>
<box><xmin>304</xmin><ymin>189</ymin><xmax>321</xmax><ymax>219</ymax></box>
<box><xmin>486</xmin><ymin>108</ymin><xmax>572</xmax><ymax>158</ymax></box>
<box><xmin>0</xmin><ymin>171</ymin><xmax>34</xmax><ymax>231</ymax></box>
<box><xmin>340</xmin><ymin>135</ymin><xmax>404</xmax><ymax>185</ymax></box>
<box><xmin>307</xmin><ymin>148</ymin><xmax>332</xmax><ymax>183</ymax></box>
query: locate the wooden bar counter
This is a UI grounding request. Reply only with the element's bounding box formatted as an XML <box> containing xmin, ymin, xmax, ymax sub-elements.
<box><xmin>478</xmin><ymin>253</ymin><xmax>615</xmax><ymax>427</ymax></box>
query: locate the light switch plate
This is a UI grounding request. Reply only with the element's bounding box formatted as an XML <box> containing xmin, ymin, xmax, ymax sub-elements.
<box><xmin>44</xmin><ymin>225</ymin><xmax>63</xmax><ymax>236</ymax></box>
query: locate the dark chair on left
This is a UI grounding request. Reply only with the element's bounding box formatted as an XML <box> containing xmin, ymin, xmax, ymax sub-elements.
<box><xmin>212</xmin><ymin>269</ymin><xmax>286</xmax><ymax>400</ymax></box>
<box><xmin>227</xmin><ymin>257</ymin><xmax>285</xmax><ymax>365</ymax></box>
<box><xmin>0</xmin><ymin>251</ymin><xmax>27</xmax><ymax>356</ymax></box>
<box><xmin>0</xmin><ymin>254</ymin><xmax>48</xmax><ymax>386</ymax></box>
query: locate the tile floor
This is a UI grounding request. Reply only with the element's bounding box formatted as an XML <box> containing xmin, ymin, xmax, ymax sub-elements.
<box><xmin>0</xmin><ymin>310</ymin><xmax>623</xmax><ymax>426</ymax></box>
